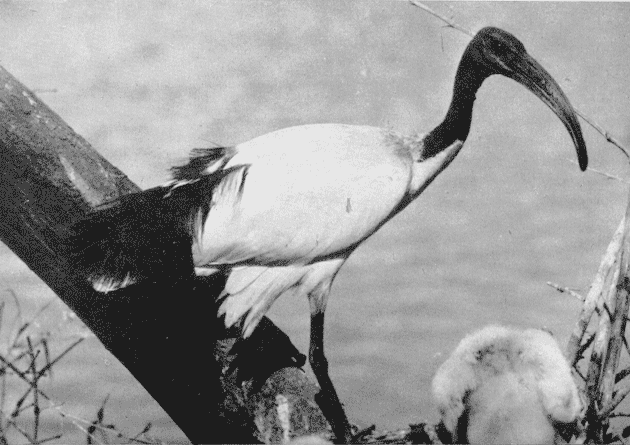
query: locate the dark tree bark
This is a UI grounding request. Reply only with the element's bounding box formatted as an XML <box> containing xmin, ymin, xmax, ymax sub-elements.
<box><xmin>0</xmin><ymin>64</ymin><xmax>329</xmax><ymax>443</ymax></box>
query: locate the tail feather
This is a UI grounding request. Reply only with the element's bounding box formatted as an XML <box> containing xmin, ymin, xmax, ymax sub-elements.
<box><xmin>67</xmin><ymin>186</ymin><xmax>196</xmax><ymax>292</ymax></box>
<box><xmin>170</xmin><ymin>147</ymin><xmax>234</xmax><ymax>180</ymax></box>
<box><xmin>66</xmin><ymin>152</ymin><xmax>244</xmax><ymax>292</ymax></box>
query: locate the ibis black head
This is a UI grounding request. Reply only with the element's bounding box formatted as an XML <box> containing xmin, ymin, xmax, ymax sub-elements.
<box><xmin>423</xmin><ymin>26</ymin><xmax>588</xmax><ymax>171</ymax></box>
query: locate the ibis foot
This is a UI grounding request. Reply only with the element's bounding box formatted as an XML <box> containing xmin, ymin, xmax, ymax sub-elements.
<box><xmin>351</xmin><ymin>424</ymin><xmax>376</xmax><ymax>442</ymax></box>
<box><xmin>313</xmin><ymin>383</ymin><xmax>353</xmax><ymax>443</ymax></box>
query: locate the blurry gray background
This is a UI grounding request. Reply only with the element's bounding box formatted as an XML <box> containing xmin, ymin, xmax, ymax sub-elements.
<box><xmin>0</xmin><ymin>1</ymin><xmax>629</xmax><ymax>443</ymax></box>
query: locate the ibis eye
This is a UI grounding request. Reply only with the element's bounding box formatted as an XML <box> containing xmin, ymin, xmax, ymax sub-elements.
<box><xmin>491</xmin><ymin>39</ymin><xmax>511</xmax><ymax>55</ymax></box>
<box><xmin>487</xmin><ymin>39</ymin><xmax>520</xmax><ymax>66</ymax></box>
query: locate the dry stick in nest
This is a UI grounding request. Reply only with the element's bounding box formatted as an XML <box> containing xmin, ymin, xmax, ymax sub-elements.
<box><xmin>564</xmin><ymin>189</ymin><xmax>630</xmax><ymax>442</ymax></box>
<box><xmin>546</xmin><ymin>282</ymin><xmax>585</xmax><ymax>302</ymax></box>
<box><xmin>599</xmin><ymin>219</ymin><xmax>630</xmax><ymax>410</ymax></box>
<box><xmin>545</xmin><ymin>191</ymin><xmax>630</xmax><ymax>433</ymax></box>
<box><xmin>584</xmin><ymin>227</ymin><xmax>623</xmax><ymax>406</ymax></box>
<box><xmin>567</xmin><ymin>221</ymin><xmax>623</xmax><ymax>367</ymax></box>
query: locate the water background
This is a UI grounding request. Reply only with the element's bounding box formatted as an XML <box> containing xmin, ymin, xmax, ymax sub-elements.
<box><xmin>0</xmin><ymin>2</ymin><xmax>629</xmax><ymax>442</ymax></box>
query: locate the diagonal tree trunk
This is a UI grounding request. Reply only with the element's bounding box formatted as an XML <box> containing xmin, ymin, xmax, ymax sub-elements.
<box><xmin>0</xmin><ymin>64</ymin><xmax>328</xmax><ymax>444</ymax></box>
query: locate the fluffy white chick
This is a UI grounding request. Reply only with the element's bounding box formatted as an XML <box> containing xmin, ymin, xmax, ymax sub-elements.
<box><xmin>432</xmin><ymin>325</ymin><xmax>581</xmax><ymax>444</ymax></box>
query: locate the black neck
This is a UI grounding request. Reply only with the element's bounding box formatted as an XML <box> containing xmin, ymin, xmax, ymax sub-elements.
<box><xmin>422</xmin><ymin>52</ymin><xmax>489</xmax><ymax>159</ymax></box>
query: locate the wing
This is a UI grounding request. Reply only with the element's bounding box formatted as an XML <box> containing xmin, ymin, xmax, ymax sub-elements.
<box><xmin>191</xmin><ymin>124</ymin><xmax>414</xmax><ymax>267</ymax></box>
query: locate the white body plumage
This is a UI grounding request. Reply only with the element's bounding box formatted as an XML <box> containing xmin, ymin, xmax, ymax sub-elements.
<box><xmin>190</xmin><ymin>124</ymin><xmax>463</xmax><ymax>335</ymax></box>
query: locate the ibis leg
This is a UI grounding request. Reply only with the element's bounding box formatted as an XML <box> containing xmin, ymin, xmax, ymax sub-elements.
<box><xmin>309</xmin><ymin>311</ymin><xmax>353</xmax><ymax>443</ymax></box>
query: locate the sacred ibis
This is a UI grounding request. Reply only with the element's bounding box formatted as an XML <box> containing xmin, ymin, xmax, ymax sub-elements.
<box><xmin>68</xmin><ymin>27</ymin><xmax>588</xmax><ymax>442</ymax></box>
<box><xmin>432</xmin><ymin>325</ymin><xmax>582</xmax><ymax>444</ymax></box>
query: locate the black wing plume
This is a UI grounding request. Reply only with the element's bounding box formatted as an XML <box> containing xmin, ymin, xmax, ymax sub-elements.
<box><xmin>66</xmin><ymin>147</ymin><xmax>242</xmax><ymax>292</ymax></box>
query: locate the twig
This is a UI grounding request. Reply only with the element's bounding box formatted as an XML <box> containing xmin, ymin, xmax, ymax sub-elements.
<box><xmin>575</xmin><ymin>109</ymin><xmax>630</xmax><ymax>161</ymax></box>
<box><xmin>0</xmin><ymin>295</ymin><xmax>163</xmax><ymax>445</ymax></box>
<box><xmin>566</xmin><ymin>159</ymin><xmax>630</xmax><ymax>183</ymax></box>
<box><xmin>9</xmin><ymin>419</ymin><xmax>33</xmax><ymax>443</ymax></box>
<box><xmin>574</xmin><ymin>366</ymin><xmax>587</xmax><ymax>383</ymax></box>
<box><xmin>576</xmin><ymin>332</ymin><xmax>597</xmax><ymax>365</ymax></box>
<box><xmin>36</xmin><ymin>338</ymin><xmax>84</xmax><ymax>379</ymax></box>
<box><xmin>10</xmin><ymin>399</ymin><xmax>35</xmax><ymax>418</ymax></box>
<box><xmin>27</xmin><ymin>337</ymin><xmax>39</xmax><ymax>443</ymax></box>
<box><xmin>0</xmin><ymin>301</ymin><xmax>6</xmax><ymax>440</ymax></box>
<box><xmin>407</xmin><ymin>1</ymin><xmax>473</xmax><ymax>37</ymax></box>
<box><xmin>34</xmin><ymin>433</ymin><xmax>64</xmax><ymax>444</ymax></box>
<box><xmin>547</xmin><ymin>282</ymin><xmax>585</xmax><ymax>301</ymax></box>
<box><xmin>0</xmin><ymin>354</ymin><xmax>50</xmax><ymax>401</ymax></box>
<box><xmin>58</xmin><ymin>411</ymin><xmax>104</xmax><ymax>438</ymax></box>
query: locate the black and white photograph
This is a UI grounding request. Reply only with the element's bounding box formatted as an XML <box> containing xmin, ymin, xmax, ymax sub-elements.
<box><xmin>0</xmin><ymin>1</ymin><xmax>629</xmax><ymax>443</ymax></box>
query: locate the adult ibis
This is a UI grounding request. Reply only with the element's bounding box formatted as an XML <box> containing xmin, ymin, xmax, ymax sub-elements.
<box><xmin>69</xmin><ymin>26</ymin><xmax>588</xmax><ymax>442</ymax></box>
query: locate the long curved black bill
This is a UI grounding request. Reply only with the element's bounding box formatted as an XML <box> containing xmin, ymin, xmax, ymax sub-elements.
<box><xmin>506</xmin><ymin>53</ymin><xmax>588</xmax><ymax>171</ymax></box>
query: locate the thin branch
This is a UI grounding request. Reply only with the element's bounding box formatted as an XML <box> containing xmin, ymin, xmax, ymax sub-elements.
<box><xmin>577</xmin><ymin>332</ymin><xmax>597</xmax><ymax>362</ymax></box>
<box><xmin>36</xmin><ymin>338</ymin><xmax>84</xmax><ymax>379</ymax></box>
<box><xmin>566</xmin><ymin>159</ymin><xmax>630</xmax><ymax>184</ymax></box>
<box><xmin>570</xmin><ymin>219</ymin><xmax>624</xmax><ymax>364</ymax></box>
<box><xmin>27</xmin><ymin>337</ymin><xmax>40</xmax><ymax>443</ymax></box>
<box><xmin>34</xmin><ymin>433</ymin><xmax>65</xmax><ymax>444</ymax></box>
<box><xmin>574</xmin><ymin>366</ymin><xmax>587</xmax><ymax>383</ymax></box>
<box><xmin>8</xmin><ymin>419</ymin><xmax>33</xmax><ymax>444</ymax></box>
<box><xmin>0</xmin><ymin>354</ymin><xmax>50</xmax><ymax>401</ymax></box>
<box><xmin>547</xmin><ymin>282</ymin><xmax>585</xmax><ymax>301</ymax></box>
<box><xmin>407</xmin><ymin>0</ymin><xmax>473</xmax><ymax>37</ymax></box>
<box><xmin>575</xmin><ymin>109</ymin><xmax>630</xmax><ymax>161</ymax></box>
